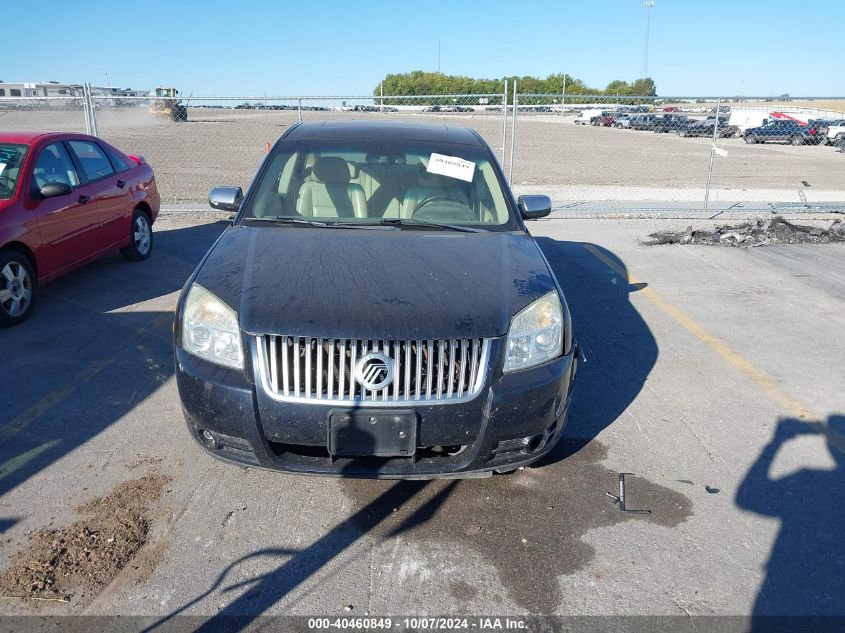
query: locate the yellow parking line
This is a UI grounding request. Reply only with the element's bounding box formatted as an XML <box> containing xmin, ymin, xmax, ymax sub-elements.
<box><xmin>583</xmin><ymin>244</ymin><xmax>844</xmax><ymax>453</ymax></box>
<box><xmin>0</xmin><ymin>439</ymin><xmax>62</xmax><ymax>481</ymax></box>
<box><xmin>0</xmin><ymin>360</ymin><xmax>113</xmax><ymax>444</ymax></box>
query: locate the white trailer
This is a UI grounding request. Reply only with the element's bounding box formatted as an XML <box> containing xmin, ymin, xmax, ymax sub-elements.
<box><xmin>574</xmin><ymin>109</ymin><xmax>602</xmax><ymax>125</ymax></box>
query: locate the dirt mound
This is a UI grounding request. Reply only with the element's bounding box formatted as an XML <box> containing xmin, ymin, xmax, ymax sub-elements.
<box><xmin>0</xmin><ymin>473</ymin><xmax>170</xmax><ymax>602</ymax></box>
<box><xmin>645</xmin><ymin>217</ymin><xmax>845</xmax><ymax>247</ymax></box>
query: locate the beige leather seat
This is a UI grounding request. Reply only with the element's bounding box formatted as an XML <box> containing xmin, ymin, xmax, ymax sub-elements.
<box><xmin>297</xmin><ymin>157</ymin><xmax>367</xmax><ymax>218</ymax></box>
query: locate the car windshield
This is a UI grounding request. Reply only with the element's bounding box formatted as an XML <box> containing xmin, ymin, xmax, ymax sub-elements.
<box><xmin>242</xmin><ymin>139</ymin><xmax>517</xmax><ymax>230</ymax></box>
<box><xmin>0</xmin><ymin>143</ymin><xmax>28</xmax><ymax>200</ymax></box>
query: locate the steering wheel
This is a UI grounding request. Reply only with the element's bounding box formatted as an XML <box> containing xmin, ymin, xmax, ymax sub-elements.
<box><xmin>413</xmin><ymin>195</ymin><xmax>455</xmax><ymax>213</ymax></box>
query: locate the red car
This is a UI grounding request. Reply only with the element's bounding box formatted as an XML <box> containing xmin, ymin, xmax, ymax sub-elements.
<box><xmin>0</xmin><ymin>131</ymin><xmax>159</xmax><ymax>326</ymax></box>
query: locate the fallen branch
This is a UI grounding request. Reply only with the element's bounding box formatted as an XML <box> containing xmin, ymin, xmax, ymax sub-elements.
<box><xmin>1</xmin><ymin>594</ymin><xmax>70</xmax><ymax>603</ymax></box>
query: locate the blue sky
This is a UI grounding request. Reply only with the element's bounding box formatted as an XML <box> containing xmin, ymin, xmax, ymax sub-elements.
<box><xmin>3</xmin><ymin>0</ymin><xmax>843</xmax><ymax>96</ymax></box>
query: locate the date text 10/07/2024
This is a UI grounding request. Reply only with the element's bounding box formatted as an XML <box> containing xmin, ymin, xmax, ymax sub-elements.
<box><xmin>306</xmin><ymin>617</ymin><xmax>529</xmax><ymax>631</ymax></box>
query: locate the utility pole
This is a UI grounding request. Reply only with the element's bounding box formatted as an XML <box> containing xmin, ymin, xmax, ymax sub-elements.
<box><xmin>561</xmin><ymin>74</ymin><xmax>567</xmax><ymax>113</ymax></box>
<box><xmin>437</xmin><ymin>38</ymin><xmax>441</xmax><ymax>74</ymax></box>
<box><xmin>643</xmin><ymin>1</ymin><xmax>655</xmax><ymax>79</ymax></box>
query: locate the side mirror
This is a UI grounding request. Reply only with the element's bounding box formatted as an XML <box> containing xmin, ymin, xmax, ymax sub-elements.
<box><xmin>39</xmin><ymin>182</ymin><xmax>73</xmax><ymax>198</ymax></box>
<box><xmin>518</xmin><ymin>195</ymin><xmax>552</xmax><ymax>220</ymax></box>
<box><xmin>208</xmin><ymin>186</ymin><xmax>244</xmax><ymax>211</ymax></box>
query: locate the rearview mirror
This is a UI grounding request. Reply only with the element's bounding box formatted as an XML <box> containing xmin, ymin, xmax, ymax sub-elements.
<box><xmin>39</xmin><ymin>182</ymin><xmax>73</xmax><ymax>198</ymax></box>
<box><xmin>518</xmin><ymin>195</ymin><xmax>552</xmax><ymax>220</ymax></box>
<box><xmin>209</xmin><ymin>186</ymin><xmax>244</xmax><ymax>211</ymax></box>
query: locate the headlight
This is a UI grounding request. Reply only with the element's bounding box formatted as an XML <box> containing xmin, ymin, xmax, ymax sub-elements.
<box><xmin>181</xmin><ymin>284</ymin><xmax>244</xmax><ymax>370</ymax></box>
<box><xmin>504</xmin><ymin>291</ymin><xmax>564</xmax><ymax>373</ymax></box>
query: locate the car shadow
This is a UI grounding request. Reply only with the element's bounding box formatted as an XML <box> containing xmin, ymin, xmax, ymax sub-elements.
<box><xmin>736</xmin><ymin>415</ymin><xmax>845</xmax><ymax>628</ymax></box>
<box><xmin>532</xmin><ymin>237</ymin><xmax>658</xmax><ymax>465</ymax></box>
<box><xmin>0</xmin><ymin>220</ymin><xmax>229</xmax><ymax>501</ymax></box>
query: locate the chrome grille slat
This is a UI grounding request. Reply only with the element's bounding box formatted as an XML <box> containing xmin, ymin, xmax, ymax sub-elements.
<box><xmin>415</xmin><ymin>340</ymin><xmax>422</xmax><ymax>401</ymax></box>
<box><xmin>281</xmin><ymin>336</ymin><xmax>289</xmax><ymax>396</ymax></box>
<box><xmin>350</xmin><ymin>340</ymin><xmax>358</xmax><ymax>400</ymax></box>
<box><xmin>327</xmin><ymin>338</ymin><xmax>335</xmax><ymax>399</ymax></box>
<box><xmin>259</xmin><ymin>335</ymin><xmax>490</xmax><ymax>405</ymax></box>
<box><xmin>447</xmin><ymin>339</ymin><xmax>457</xmax><ymax>398</ymax></box>
<box><xmin>338</xmin><ymin>339</ymin><xmax>346</xmax><ymax>398</ymax></box>
<box><xmin>436</xmin><ymin>341</ymin><xmax>445</xmax><ymax>399</ymax></box>
<box><xmin>392</xmin><ymin>340</ymin><xmax>400</xmax><ymax>402</ymax></box>
<box><xmin>293</xmin><ymin>337</ymin><xmax>301</xmax><ymax>396</ymax></box>
<box><xmin>269</xmin><ymin>337</ymin><xmax>278</xmax><ymax>395</ymax></box>
<box><xmin>305</xmin><ymin>337</ymin><xmax>312</xmax><ymax>398</ymax></box>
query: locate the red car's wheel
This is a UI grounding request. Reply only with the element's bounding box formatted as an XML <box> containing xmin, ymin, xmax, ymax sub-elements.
<box><xmin>120</xmin><ymin>208</ymin><xmax>154</xmax><ymax>262</ymax></box>
<box><xmin>0</xmin><ymin>250</ymin><xmax>36</xmax><ymax>327</ymax></box>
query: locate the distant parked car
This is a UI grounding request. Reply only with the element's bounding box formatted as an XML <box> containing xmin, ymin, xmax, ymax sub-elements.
<box><xmin>629</xmin><ymin>114</ymin><xmax>658</xmax><ymax>130</ymax></box>
<box><xmin>593</xmin><ymin>112</ymin><xmax>619</xmax><ymax>127</ymax></box>
<box><xmin>574</xmin><ymin>109</ymin><xmax>602</xmax><ymax>125</ymax></box>
<box><xmin>0</xmin><ymin>132</ymin><xmax>159</xmax><ymax>326</ymax></box>
<box><xmin>653</xmin><ymin>114</ymin><xmax>691</xmax><ymax>133</ymax></box>
<box><xmin>676</xmin><ymin>118</ymin><xmax>739</xmax><ymax>138</ymax></box>
<box><xmin>614</xmin><ymin>115</ymin><xmax>634</xmax><ymax>129</ymax></box>
<box><xmin>662</xmin><ymin>106</ymin><xmax>681</xmax><ymax>112</ymax></box>
<box><xmin>743</xmin><ymin>120</ymin><xmax>816</xmax><ymax>145</ymax></box>
<box><xmin>810</xmin><ymin>119</ymin><xmax>845</xmax><ymax>145</ymax></box>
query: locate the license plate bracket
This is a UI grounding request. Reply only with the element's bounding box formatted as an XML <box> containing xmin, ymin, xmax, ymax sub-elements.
<box><xmin>328</xmin><ymin>409</ymin><xmax>417</xmax><ymax>457</ymax></box>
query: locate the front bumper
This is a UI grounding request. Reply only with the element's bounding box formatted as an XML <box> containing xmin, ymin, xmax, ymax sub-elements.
<box><xmin>175</xmin><ymin>339</ymin><xmax>577</xmax><ymax>479</ymax></box>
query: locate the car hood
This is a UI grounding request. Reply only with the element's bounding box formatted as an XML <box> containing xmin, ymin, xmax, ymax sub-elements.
<box><xmin>192</xmin><ymin>225</ymin><xmax>557</xmax><ymax>339</ymax></box>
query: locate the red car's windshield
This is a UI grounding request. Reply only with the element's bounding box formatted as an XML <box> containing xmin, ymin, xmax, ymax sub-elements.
<box><xmin>0</xmin><ymin>143</ymin><xmax>29</xmax><ymax>200</ymax></box>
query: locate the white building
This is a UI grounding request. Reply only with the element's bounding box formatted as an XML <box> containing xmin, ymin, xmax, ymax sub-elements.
<box><xmin>0</xmin><ymin>81</ymin><xmax>145</xmax><ymax>98</ymax></box>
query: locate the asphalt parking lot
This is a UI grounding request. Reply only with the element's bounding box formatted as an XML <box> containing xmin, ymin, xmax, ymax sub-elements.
<box><xmin>1</xmin><ymin>212</ymin><xmax>844</xmax><ymax>622</ymax></box>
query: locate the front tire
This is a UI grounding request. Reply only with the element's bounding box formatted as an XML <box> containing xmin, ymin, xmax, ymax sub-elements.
<box><xmin>745</xmin><ymin>134</ymin><xmax>758</xmax><ymax>144</ymax></box>
<box><xmin>790</xmin><ymin>135</ymin><xmax>804</xmax><ymax>146</ymax></box>
<box><xmin>121</xmin><ymin>209</ymin><xmax>153</xmax><ymax>262</ymax></box>
<box><xmin>0</xmin><ymin>251</ymin><xmax>36</xmax><ymax>327</ymax></box>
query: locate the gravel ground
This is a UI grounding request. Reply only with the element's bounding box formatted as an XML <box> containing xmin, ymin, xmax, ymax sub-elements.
<box><xmin>1</xmin><ymin>215</ymin><xmax>844</xmax><ymax>624</ymax></box>
<box><xmin>2</xmin><ymin>107</ymin><xmax>843</xmax><ymax>204</ymax></box>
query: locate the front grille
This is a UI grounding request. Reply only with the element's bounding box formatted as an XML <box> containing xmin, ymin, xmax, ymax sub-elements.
<box><xmin>256</xmin><ymin>335</ymin><xmax>490</xmax><ymax>405</ymax></box>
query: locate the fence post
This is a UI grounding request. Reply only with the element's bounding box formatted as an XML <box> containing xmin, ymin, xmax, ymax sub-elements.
<box><xmin>703</xmin><ymin>97</ymin><xmax>721</xmax><ymax>212</ymax></box>
<box><xmin>298</xmin><ymin>98</ymin><xmax>302</xmax><ymax>122</ymax></box>
<box><xmin>560</xmin><ymin>75</ymin><xmax>566</xmax><ymax>115</ymax></box>
<box><xmin>500</xmin><ymin>79</ymin><xmax>508</xmax><ymax>167</ymax></box>
<box><xmin>84</xmin><ymin>83</ymin><xmax>99</xmax><ymax>137</ymax></box>
<box><xmin>508</xmin><ymin>80</ymin><xmax>518</xmax><ymax>185</ymax></box>
<box><xmin>82</xmin><ymin>84</ymin><xmax>92</xmax><ymax>135</ymax></box>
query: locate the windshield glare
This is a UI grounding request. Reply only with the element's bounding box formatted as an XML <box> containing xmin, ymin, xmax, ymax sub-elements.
<box><xmin>0</xmin><ymin>143</ymin><xmax>28</xmax><ymax>200</ymax></box>
<box><xmin>243</xmin><ymin>140</ymin><xmax>514</xmax><ymax>229</ymax></box>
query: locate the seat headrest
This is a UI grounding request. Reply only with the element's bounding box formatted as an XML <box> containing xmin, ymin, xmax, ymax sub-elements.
<box><xmin>313</xmin><ymin>157</ymin><xmax>351</xmax><ymax>184</ymax></box>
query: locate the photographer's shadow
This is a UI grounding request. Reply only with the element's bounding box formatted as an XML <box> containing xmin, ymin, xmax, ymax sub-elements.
<box><xmin>736</xmin><ymin>415</ymin><xmax>845</xmax><ymax>622</ymax></box>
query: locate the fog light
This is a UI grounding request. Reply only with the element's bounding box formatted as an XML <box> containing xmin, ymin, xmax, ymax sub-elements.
<box><xmin>199</xmin><ymin>428</ymin><xmax>219</xmax><ymax>449</ymax></box>
<box><xmin>527</xmin><ymin>434</ymin><xmax>544</xmax><ymax>452</ymax></box>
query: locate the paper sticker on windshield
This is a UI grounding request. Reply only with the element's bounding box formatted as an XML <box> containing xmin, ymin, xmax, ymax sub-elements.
<box><xmin>0</xmin><ymin>164</ymin><xmax>5</xmax><ymax>177</ymax></box>
<box><xmin>427</xmin><ymin>153</ymin><xmax>475</xmax><ymax>182</ymax></box>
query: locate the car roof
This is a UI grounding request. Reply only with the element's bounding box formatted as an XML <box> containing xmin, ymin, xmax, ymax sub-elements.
<box><xmin>0</xmin><ymin>131</ymin><xmax>93</xmax><ymax>145</ymax></box>
<box><xmin>283</xmin><ymin>120</ymin><xmax>484</xmax><ymax>146</ymax></box>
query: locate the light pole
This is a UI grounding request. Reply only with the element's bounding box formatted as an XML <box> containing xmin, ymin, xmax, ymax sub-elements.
<box><xmin>643</xmin><ymin>1</ymin><xmax>654</xmax><ymax>79</ymax></box>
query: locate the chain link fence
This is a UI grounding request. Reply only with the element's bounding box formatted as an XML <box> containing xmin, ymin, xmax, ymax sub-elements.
<box><xmin>512</xmin><ymin>91</ymin><xmax>845</xmax><ymax>218</ymax></box>
<box><xmin>3</xmin><ymin>88</ymin><xmax>844</xmax><ymax>217</ymax></box>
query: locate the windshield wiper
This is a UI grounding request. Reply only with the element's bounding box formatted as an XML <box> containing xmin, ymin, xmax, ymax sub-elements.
<box><xmin>377</xmin><ymin>218</ymin><xmax>486</xmax><ymax>233</ymax></box>
<box><xmin>246</xmin><ymin>216</ymin><xmax>392</xmax><ymax>229</ymax></box>
<box><xmin>246</xmin><ymin>216</ymin><xmax>330</xmax><ymax>227</ymax></box>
